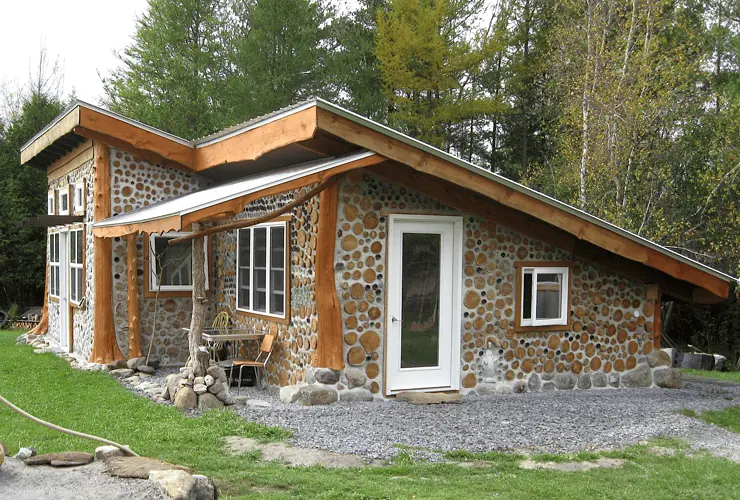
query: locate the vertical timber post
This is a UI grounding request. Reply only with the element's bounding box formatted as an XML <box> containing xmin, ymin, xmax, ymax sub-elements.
<box><xmin>188</xmin><ymin>222</ymin><xmax>208</xmax><ymax>377</ymax></box>
<box><xmin>127</xmin><ymin>233</ymin><xmax>143</xmax><ymax>358</ymax></box>
<box><xmin>90</xmin><ymin>141</ymin><xmax>124</xmax><ymax>363</ymax></box>
<box><xmin>315</xmin><ymin>181</ymin><xmax>345</xmax><ymax>370</ymax></box>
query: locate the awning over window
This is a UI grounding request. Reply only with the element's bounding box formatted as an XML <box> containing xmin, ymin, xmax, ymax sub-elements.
<box><xmin>92</xmin><ymin>151</ymin><xmax>381</xmax><ymax>237</ymax></box>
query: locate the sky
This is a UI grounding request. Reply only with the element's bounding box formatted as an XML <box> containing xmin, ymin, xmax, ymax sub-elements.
<box><xmin>0</xmin><ymin>0</ymin><xmax>149</xmax><ymax>105</ymax></box>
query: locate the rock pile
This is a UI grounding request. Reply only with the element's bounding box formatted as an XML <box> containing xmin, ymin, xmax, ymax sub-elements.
<box><xmin>279</xmin><ymin>367</ymin><xmax>374</xmax><ymax>405</ymax></box>
<box><xmin>106</xmin><ymin>357</ymin><xmax>160</xmax><ymax>379</ymax></box>
<box><xmin>163</xmin><ymin>359</ymin><xmax>237</xmax><ymax>411</ymax></box>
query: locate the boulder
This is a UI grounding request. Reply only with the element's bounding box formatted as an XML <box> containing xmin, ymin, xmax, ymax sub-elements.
<box><xmin>106</xmin><ymin>359</ymin><xmax>128</xmax><ymax>371</ymax></box>
<box><xmin>527</xmin><ymin>373</ymin><xmax>541</xmax><ymax>392</ymax></box>
<box><xmin>137</xmin><ymin>365</ymin><xmax>156</xmax><ymax>375</ymax></box>
<box><xmin>591</xmin><ymin>372</ymin><xmax>607</xmax><ymax>387</ymax></box>
<box><xmin>395</xmin><ymin>392</ymin><xmax>462</xmax><ymax>404</ymax></box>
<box><xmin>149</xmin><ymin>469</ymin><xmax>197</xmax><ymax>500</ymax></box>
<box><xmin>295</xmin><ymin>384</ymin><xmax>339</xmax><ymax>406</ymax></box>
<box><xmin>193</xmin><ymin>384</ymin><xmax>208</xmax><ymax>395</ymax></box>
<box><xmin>621</xmin><ymin>364</ymin><xmax>652</xmax><ymax>388</ymax></box>
<box><xmin>647</xmin><ymin>350</ymin><xmax>671</xmax><ymax>368</ymax></box>
<box><xmin>147</xmin><ymin>358</ymin><xmax>160</xmax><ymax>370</ymax></box>
<box><xmin>541</xmin><ymin>382</ymin><xmax>556</xmax><ymax>391</ymax></box>
<box><xmin>25</xmin><ymin>451</ymin><xmax>93</xmax><ymax>467</ymax></box>
<box><xmin>165</xmin><ymin>374</ymin><xmax>181</xmax><ymax>401</ymax></box>
<box><xmin>279</xmin><ymin>383</ymin><xmax>307</xmax><ymax>404</ymax></box>
<box><xmin>106</xmin><ymin>456</ymin><xmax>191</xmax><ymax>479</ymax></box>
<box><xmin>577</xmin><ymin>374</ymin><xmax>592</xmax><ymax>390</ymax></box>
<box><xmin>340</xmin><ymin>388</ymin><xmax>374</xmax><ymax>402</ymax></box>
<box><xmin>174</xmin><ymin>387</ymin><xmax>197</xmax><ymax>411</ymax></box>
<box><xmin>653</xmin><ymin>367</ymin><xmax>682</xmax><ymax>389</ymax></box>
<box><xmin>126</xmin><ymin>357</ymin><xmax>146</xmax><ymax>370</ymax></box>
<box><xmin>345</xmin><ymin>369</ymin><xmax>367</xmax><ymax>389</ymax></box>
<box><xmin>95</xmin><ymin>445</ymin><xmax>125</xmax><ymax>461</ymax></box>
<box><xmin>512</xmin><ymin>380</ymin><xmax>528</xmax><ymax>394</ymax></box>
<box><xmin>204</xmin><ymin>375</ymin><xmax>215</xmax><ymax>387</ymax></box>
<box><xmin>15</xmin><ymin>447</ymin><xmax>36</xmax><ymax>460</ymax></box>
<box><xmin>207</xmin><ymin>381</ymin><xmax>224</xmax><ymax>395</ymax></box>
<box><xmin>661</xmin><ymin>348</ymin><xmax>678</xmax><ymax>367</ymax></box>
<box><xmin>246</xmin><ymin>399</ymin><xmax>271</xmax><ymax>408</ymax></box>
<box><xmin>553</xmin><ymin>373</ymin><xmax>577</xmax><ymax>390</ymax></box>
<box><xmin>110</xmin><ymin>368</ymin><xmax>135</xmax><ymax>378</ymax></box>
<box><xmin>608</xmin><ymin>374</ymin><xmax>620</xmax><ymax>388</ymax></box>
<box><xmin>197</xmin><ymin>393</ymin><xmax>224</xmax><ymax>410</ymax></box>
<box><xmin>206</xmin><ymin>365</ymin><xmax>227</xmax><ymax>383</ymax></box>
<box><xmin>192</xmin><ymin>474</ymin><xmax>217</xmax><ymax>500</ymax></box>
<box><xmin>0</xmin><ymin>442</ymin><xmax>5</xmax><ymax>467</ymax></box>
<box><xmin>313</xmin><ymin>368</ymin><xmax>341</xmax><ymax>385</ymax></box>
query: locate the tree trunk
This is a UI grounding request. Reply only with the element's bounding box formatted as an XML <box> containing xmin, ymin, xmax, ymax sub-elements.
<box><xmin>188</xmin><ymin>222</ymin><xmax>207</xmax><ymax>377</ymax></box>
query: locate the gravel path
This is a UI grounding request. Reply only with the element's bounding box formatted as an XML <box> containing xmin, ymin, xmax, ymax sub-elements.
<box><xmin>229</xmin><ymin>378</ymin><xmax>740</xmax><ymax>461</ymax></box>
<box><xmin>0</xmin><ymin>458</ymin><xmax>165</xmax><ymax>500</ymax></box>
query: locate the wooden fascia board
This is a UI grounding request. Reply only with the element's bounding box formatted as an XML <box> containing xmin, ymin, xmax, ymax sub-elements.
<box><xmin>21</xmin><ymin>107</ymin><xmax>80</xmax><ymax>166</ymax></box>
<box><xmin>181</xmin><ymin>153</ymin><xmax>385</xmax><ymax>227</ymax></box>
<box><xmin>319</xmin><ymin>109</ymin><xmax>730</xmax><ymax>301</ymax></box>
<box><xmin>92</xmin><ymin>215</ymin><xmax>183</xmax><ymax>238</ymax></box>
<box><xmin>47</xmin><ymin>139</ymin><xmax>94</xmax><ymax>182</ymax></box>
<box><xmin>193</xmin><ymin>107</ymin><xmax>318</xmax><ymax>172</ymax></box>
<box><xmin>78</xmin><ymin>107</ymin><xmax>194</xmax><ymax>169</ymax></box>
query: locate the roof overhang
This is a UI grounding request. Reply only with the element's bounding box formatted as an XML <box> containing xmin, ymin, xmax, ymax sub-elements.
<box><xmin>92</xmin><ymin>151</ymin><xmax>384</xmax><ymax>238</ymax></box>
<box><xmin>24</xmin><ymin>98</ymin><xmax>737</xmax><ymax>303</ymax></box>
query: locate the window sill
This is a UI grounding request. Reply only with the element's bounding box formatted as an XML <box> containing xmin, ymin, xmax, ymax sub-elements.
<box><xmin>235</xmin><ymin>308</ymin><xmax>290</xmax><ymax>325</ymax></box>
<box><xmin>143</xmin><ymin>289</ymin><xmax>195</xmax><ymax>299</ymax></box>
<box><xmin>514</xmin><ymin>322</ymin><xmax>571</xmax><ymax>333</ymax></box>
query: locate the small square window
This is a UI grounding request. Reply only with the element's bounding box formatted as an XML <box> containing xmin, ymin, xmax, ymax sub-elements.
<box><xmin>48</xmin><ymin>191</ymin><xmax>55</xmax><ymax>215</ymax></box>
<box><xmin>59</xmin><ymin>190</ymin><xmax>69</xmax><ymax>216</ymax></box>
<box><xmin>73</xmin><ymin>182</ymin><xmax>85</xmax><ymax>213</ymax></box>
<box><xmin>519</xmin><ymin>266</ymin><xmax>569</xmax><ymax>328</ymax></box>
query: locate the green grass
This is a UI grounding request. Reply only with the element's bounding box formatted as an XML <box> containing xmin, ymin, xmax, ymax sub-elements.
<box><xmin>682</xmin><ymin>368</ymin><xmax>740</xmax><ymax>383</ymax></box>
<box><xmin>680</xmin><ymin>406</ymin><xmax>740</xmax><ymax>433</ymax></box>
<box><xmin>3</xmin><ymin>330</ymin><xmax>740</xmax><ymax>499</ymax></box>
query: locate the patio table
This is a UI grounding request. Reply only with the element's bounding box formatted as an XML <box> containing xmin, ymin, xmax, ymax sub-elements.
<box><xmin>182</xmin><ymin>328</ymin><xmax>266</xmax><ymax>367</ymax></box>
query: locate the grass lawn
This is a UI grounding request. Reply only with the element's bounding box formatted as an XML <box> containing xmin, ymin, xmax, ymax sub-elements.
<box><xmin>2</xmin><ymin>330</ymin><xmax>740</xmax><ymax>499</ymax></box>
<box><xmin>680</xmin><ymin>407</ymin><xmax>740</xmax><ymax>433</ymax></box>
<box><xmin>682</xmin><ymin>368</ymin><xmax>740</xmax><ymax>384</ymax></box>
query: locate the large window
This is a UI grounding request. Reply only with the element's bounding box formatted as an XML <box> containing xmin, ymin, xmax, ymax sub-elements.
<box><xmin>518</xmin><ymin>265</ymin><xmax>570</xmax><ymax>328</ymax></box>
<box><xmin>49</xmin><ymin>233</ymin><xmax>60</xmax><ymax>297</ymax></box>
<box><xmin>69</xmin><ymin>229</ymin><xmax>84</xmax><ymax>304</ymax></box>
<box><xmin>148</xmin><ymin>233</ymin><xmax>209</xmax><ymax>293</ymax></box>
<box><xmin>237</xmin><ymin>221</ymin><xmax>287</xmax><ymax>319</ymax></box>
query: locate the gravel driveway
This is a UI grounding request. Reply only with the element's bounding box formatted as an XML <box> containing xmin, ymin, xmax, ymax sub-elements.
<box><xmin>231</xmin><ymin>378</ymin><xmax>740</xmax><ymax>461</ymax></box>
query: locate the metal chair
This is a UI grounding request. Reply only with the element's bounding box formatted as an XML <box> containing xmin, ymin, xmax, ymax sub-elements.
<box><xmin>209</xmin><ymin>311</ymin><xmax>231</xmax><ymax>363</ymax></box>
<box><xmin>229</xmin><ymin>334</ymin><xmax>275</xmax><ymax>393</ymax></box>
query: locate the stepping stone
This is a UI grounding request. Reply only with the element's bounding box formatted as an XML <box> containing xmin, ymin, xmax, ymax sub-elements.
<box><xmin>105</xmin><ymin>456</ymin><xmax>191</xmax><ymax>479</ymax></box>
<box><xmin>25</xmin><ymin>452</ymin><xmax>94</xmax><ymax>467</ymax></box>
<box><xmin>518</xmin><ymin>458</ymin><xmax>624</xmax><ymax>472</ymax></box>
<box><xmin>395</xmin><ymin>392</ymin><xmax>463</xmax><ymax>405</ymax></box>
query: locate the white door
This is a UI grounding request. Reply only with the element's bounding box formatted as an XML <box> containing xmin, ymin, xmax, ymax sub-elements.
<box><xmin>58</xmin><ymin>230</ymin><xmax>70</xmax><ymax>352</ymax></box>
<box><xmin>386</xmin><ymin>215</ymin><xmax>462</xmax><ymax>395</ymax></box>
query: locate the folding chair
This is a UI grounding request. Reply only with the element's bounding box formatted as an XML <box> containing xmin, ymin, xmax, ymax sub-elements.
<box><xmin>229</xmin><ymin>334</ymin><xmax>275</xmax><ymax>394</ymax></box>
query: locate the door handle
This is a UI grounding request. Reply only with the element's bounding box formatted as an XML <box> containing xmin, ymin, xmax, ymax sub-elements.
<box><xmin>391</xmin><ymin>316</ymin><xmax>403</xmax><ymax>323</ymax></box>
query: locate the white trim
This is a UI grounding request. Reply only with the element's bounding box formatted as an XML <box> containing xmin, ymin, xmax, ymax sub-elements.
<box><xmin>48</xmin><ymin>190</ymin><xmax>56</xmax><ymax>215</ymax></box>
<box><xmin>58</xmin><ymin>189</ymin><xmax>69</xmax><ymax>216</ymax></box>
<box><xmin>149</xmin><ymin>232</ymin><xmax>209</xmax><ymax>292</ymax></box>
<box><xmin>385</xmin><ymin>214</ymin><xmax>462</xmax><ymax>395</ymax></box>
<box><xmin>519</xmin><ymin>266</ymin><xmax>569</xmax><ymax>327</ymax></box>
<box><xmin>235</xmin><ymin>220</ymin><xmax>288</xmax><ymax>320</ymax></box>
<box><xmin>72</xmin><ymin>181</ymin><xmax>84</xmax><ymax>214</ymax></box>
<box><xmin>69</xmin><ymin>228</ymin><xmax>84</xmax><ymax>305</ymax></box>
<box><xmin>49</xmin><ymin>232</ymin><xmax>61</xmax><ymax>297</ymax></box>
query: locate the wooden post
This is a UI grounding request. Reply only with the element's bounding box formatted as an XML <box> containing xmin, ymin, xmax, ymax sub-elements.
<box><xmin>315</xmin><ymin>182</ymin><xmax>345</xmax><ymax>370</ymax></box>
<box><xmin>89</xmin><ymin>141</ymin><xmax>124</xmax><ymax>363</ymax></box>
<box><xmin>188</xmin><ymin>222</ymin><xmax>208</xmax><ymax>377</ymax></box>
<box><xmin>127</xmin><ymin>233</ymin><xmax>142</xmax><ymax>358</ymax></box>
<box><xmin>29</xmin><ymin>262</ymin><xmax>49</xmax><ymax>336</ymax></box>
<box><xmin>647</xmin><ymin>284</ymin><xmax>662</xmax><ymax>349</ymax></box>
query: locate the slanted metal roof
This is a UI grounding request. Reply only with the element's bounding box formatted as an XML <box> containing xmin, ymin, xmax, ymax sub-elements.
<box><xmin>93</xmin><ymin>151</ymin><xmax>375</xmax><ymax>229</ymax></box>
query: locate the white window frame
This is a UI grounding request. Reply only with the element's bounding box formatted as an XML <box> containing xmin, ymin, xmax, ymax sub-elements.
<box><xmin>148</xmin><ymin>232</ymin><xmax>209</xmax><ymax>292</ymax></box>
<box><xmin>58</xmin><ymin>189</ymin><xmax>69</xmax><ymax>216</ymax></box>
<box><xmin>48</xmin><ymin>190</ymin><xmax>56</xmax><ymax>215</ymax></box>
<box><xmin>69</xmin><ymin>228</ymin><xmax>84</xmax><ymax>305</ymax></box>
<box><xmin>236</xmin><ymin>220</ymin><xmax>288</xmax><ymax>320</ymax></box>
<box><xmin>73</xmin><ymin>182</ymin><xmax>84</xmax><ymax>214</ymax></box>
<box><xmin>49</xmin><ymin>233</ymin><xmax>60</xmax><ymax>298</ymax></box>
<box><xmin>520</xmin><ymin>266</ymin><xmax>569</xmax><ymax>327</ymax></box>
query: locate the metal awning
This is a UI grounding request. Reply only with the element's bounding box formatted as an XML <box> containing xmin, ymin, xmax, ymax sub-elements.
<box><xmin>92</xmin><ymin>151</ymin><xmax>377</xmax><ymax>235</ymax></box>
